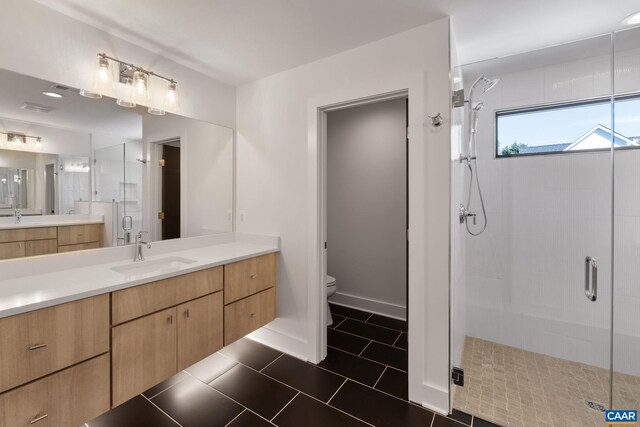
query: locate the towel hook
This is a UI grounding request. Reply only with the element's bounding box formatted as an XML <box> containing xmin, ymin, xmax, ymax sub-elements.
<box><xmin>427</xmin><ymin>113</ymin><xmax>443</xmax><ymax>128</ymax></box>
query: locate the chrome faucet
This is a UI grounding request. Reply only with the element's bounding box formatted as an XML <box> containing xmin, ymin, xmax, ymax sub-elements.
<box><xmin>134</xmin><ymin>231</ymin><xmax>151</xmax><ymax>261</ymax></box>
<box><xmin>14</xmin><ymin>209</ymin><xmax>21</xmax><ymax>224</ymax></box>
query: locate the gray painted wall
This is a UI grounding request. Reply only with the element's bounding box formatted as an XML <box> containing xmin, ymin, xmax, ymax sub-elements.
<box><xmin>327</xmin><ymin>98</ymin><xmax>407</xmax><ymax>318</ymax></box>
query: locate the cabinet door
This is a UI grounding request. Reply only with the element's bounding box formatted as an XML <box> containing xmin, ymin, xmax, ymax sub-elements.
<box><xmin>177</xmin><ymin>292</ymin><xmax>223</xmax><ymax>371</ymax></box>
<box><xmin>0</xmin><ymin>354</ymin><xmax>110</xmax><ymax>427</ymax></box>
<box><xmin>0</xmin><ymin>241</ymin><xmax>25</xmax><ymax>260</ymax></box>
<box><xmin>111</xmin><ymin>307</ymin><xmax>177</xmax><ymax>406</ymax></box>
<box><xmin>224</xmin><ymin>253</ymin><xmax>277</xmax><ymax>304</ymax></box>
<box><xmin>25</xmin><ymin>239</ymin><xmax>58</xmax><ymax>256</ymax></box>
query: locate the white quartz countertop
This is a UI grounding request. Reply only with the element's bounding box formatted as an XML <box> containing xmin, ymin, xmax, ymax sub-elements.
<box><xmin>0</xmin><ymin>214</ymin><xmax>104</xmax><ymax>229</ymax></box>
<box><xmin>0</xmin><ymin>233</ymin><xmax>279</xmax><ymax>319</ymax></box>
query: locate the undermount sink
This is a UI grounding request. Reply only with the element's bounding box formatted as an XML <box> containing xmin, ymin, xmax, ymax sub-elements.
<box><xmin>111</xmin><ymin>256</ymin><xmax>197</xmax><ymax>279</ymax></box>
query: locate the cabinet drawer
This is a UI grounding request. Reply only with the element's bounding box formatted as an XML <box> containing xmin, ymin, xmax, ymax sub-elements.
<box><xmin>57</xmin><ymin>241</ymin><xmax>100</xmax><ymax>253</ymax></box>
<box><xmin>224</xmin><ymin>287</ymin><xmax>276</xmax><ymax>345</ymax></box>
<box><xmin>0</xmin><ymin>294</ymin><xmax>110</xmax><ymax>393</ymax></box>
<box><xmin>57</xmin><ymin>224</ymin><xmax>102</xmax><ymax>246</ymax></box>
<box><xmin>224</xmin><ymin>253</ymin><xmax>277</xmax><ymax>304</ymax></box>
<box><xmin>112</xmin><ymin>307</ymin><xmax>177</xmax><ymax>406</ymax></box>
<box><xmin>25</xmin><ymin>239</ymin><xmax>58</xmax><ymax>256</ymax></box>
<box><xmin>0</xmin><ymin>354</ymin><xmax>110</xmax><ymax>427</ymax></box>
<box><xmin>0</xmin><ymin>241</ymin><xmax>25</xmax><ymax>260</ymax></box>
<box><xmin>0</xmin><ymin>227</ymin><xmax>56</xmax><ymax>243</ymax></box>
<box><xmin>112</xmin><ymin>266</ymin><xmax>223</xmax><ymax>325</ymax></box>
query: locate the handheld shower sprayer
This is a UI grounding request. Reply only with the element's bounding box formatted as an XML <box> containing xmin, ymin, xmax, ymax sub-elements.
<box><xmin>458</xmin><ymin>74</ymin><xmax>499</xmax><ymax>236</ymax></box>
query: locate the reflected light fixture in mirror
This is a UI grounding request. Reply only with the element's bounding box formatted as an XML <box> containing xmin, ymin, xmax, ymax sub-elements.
<box><xmin>164</xmin><ymin>81</ymin><xmax>179</xmax><ymax>112</ymax></box>
<box><xmin>0</xmin><ymin>132</ymin><xmax>43</xmax><ymax>148</ymax></box>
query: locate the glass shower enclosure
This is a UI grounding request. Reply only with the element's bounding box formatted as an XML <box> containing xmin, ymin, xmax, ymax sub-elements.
<box><xmin>94</xmin><ymin>140</ymin><xmax>143</xmax><ymax>246</ymax></box>
<box><xmin>451</xmin><ymin>27</ymin><xmax>640</xmax><ymax>427</ymax></box>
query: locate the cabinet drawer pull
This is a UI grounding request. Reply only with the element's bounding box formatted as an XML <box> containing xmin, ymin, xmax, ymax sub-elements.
<box><xmin>185</xmin><ymin>309</ymin><xmax>190</xmax><ymax>318</ymax></box>
<box><xmin>250</xmin><ymin>274</ymin><xmax>257</xmax><ymax>279</ymax></box>
<box><xmin>30</xmin><ymin>414</ymin><xmax>48</xmax><ymax>424</ymax></box>
<box><xmin>167</xmin><ymin>315</ymin><xmax>173</xmax><ymax>324</ymax></box>
<box><xmin>29</xmin><ymin>343</ymin><xmax>47</xmax><ymax>351</ymax></box>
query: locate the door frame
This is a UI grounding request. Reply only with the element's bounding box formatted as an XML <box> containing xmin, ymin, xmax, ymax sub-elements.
<box><xmin>311</xmin><ymin>89</ymin><xmax>409</xmax><ymax>362</ymax></box>
<box><xmin>148</xmin><ymin>137</ymin><xmax>181</xmax><ymax>241</ymax></box>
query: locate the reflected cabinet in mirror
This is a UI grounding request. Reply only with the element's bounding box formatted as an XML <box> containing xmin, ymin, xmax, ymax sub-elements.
<box><xmin>0</xmin><ymin>68</ymin><xmax>233</xmax><ymax>260</ymax></box>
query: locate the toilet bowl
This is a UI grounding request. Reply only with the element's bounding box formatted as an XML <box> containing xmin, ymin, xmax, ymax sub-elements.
<box><xmin>326</xmin><ymin>275</ymin><xmax>337</xmax><ymax>326</ymax></box>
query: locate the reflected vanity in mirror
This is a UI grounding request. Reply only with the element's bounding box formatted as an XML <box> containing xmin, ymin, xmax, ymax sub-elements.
<box><xmin>0</xmin><ymin>68</ymin><xmax>234</xmax><ymax>260</ymax></box>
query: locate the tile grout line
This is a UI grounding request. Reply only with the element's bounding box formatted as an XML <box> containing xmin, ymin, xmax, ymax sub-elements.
<box><xmin>326</xmin><ymin>378</ymin><xmax>348</xmax><ymax>405</ymax></box>
<box><xmin>364</xmin><ymin>312</ymin><xmax>374</xmax><ymax>322</ymax></box>
<box><xmin>328</xmin><ymin>344</ymin><xmax>407</xmax><ymax>373</ymax></box>
<box><xmin>207</xmin><ymin>380</ymin><xmax>276</xmax><ymax>426</ymax></box>
<box><xmin>331</xmin><ymin>317</ymin><xmax>348</xmax><ymax>329</ymax></box>
<box><xmin>392</xmin><ymin>331</ymin><xmax>403</xmax><ymax>347</ymax></box>
<box><xmin>223</xmin><ymin>408</ymin><xmax>246</xmax><ymax>427</ymax></box>
<box><xmin>358</xmin><ymin>340</ymin><xmax>373</xmax><ymax>356</ymax></box>
<box><xmin>141</xmin><ymin>393</ymin><xmax>185</xmax><ymax>427</ymax></box>
<box><xmin>269</xmin><ymin>391</ymin><xmax>299</xmax><ymax>422</ymax></box>
<box><xmin>260</xmin><ymin>352</ymin><xmax>284</xmax><ymax>372</ymax></box>
<box><xmin>343</xmin><ymin>315</ymin><xmax>407</xmax><ymax>334</ymax></box>
<box><xmin>332</xmin><ymin>325</ymin><xmax>406</xmax><ymax>349</ymax></box>
<box><xmin>373</xmin><ymin>366</ymin><xmax>388</xmax><ymax>388</ymax></box>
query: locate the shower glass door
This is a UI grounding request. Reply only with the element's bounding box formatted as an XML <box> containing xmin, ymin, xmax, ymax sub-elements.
<box><xmin>612</xmin><ymin>26</ymin><xmax>640</xmax><ymax>413</ymax></box>
<box><xmin>451</xmin><ymin>34</ymin><xmax>615</xmax><ymax>427</ymax></box>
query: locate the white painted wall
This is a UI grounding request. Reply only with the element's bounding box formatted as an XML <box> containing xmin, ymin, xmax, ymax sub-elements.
<box><xmin>455</xmin><ymin>33</ymin><xmax>640</xmax><ymax>376</ymax></box>
<box><xmin>236</xmin><ymin>19</ymin><xmax>451</xmax><ymax>412</ymax></box>
<box><xmin>326</xmin><ymin>98</ymin><xmax>407</xmax><ymax>319</ymax></box>
<box><xmin>0</xmin><ymin>0</ymin><xmax>235</xmax><ymax>128</ymax></box>
<box><xmin>142</xmin><ymin>114</ymin><xmax>233</xmax><ymax>241</ymax></box>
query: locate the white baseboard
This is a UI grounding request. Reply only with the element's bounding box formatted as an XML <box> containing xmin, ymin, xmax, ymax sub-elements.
<box><xmin>247</xmin><ymin>324</ymin><xmax>310</xmax><ymax>361</ymax></box>
<box><xmin>412</xmin><ymin>382</ymin><xmax>449</xmax><ymax>416</ymax></box>
<box><xmin>329</xmin><ymin>291</ymin><xmax>406</xmax><ymax>320</ymax></box>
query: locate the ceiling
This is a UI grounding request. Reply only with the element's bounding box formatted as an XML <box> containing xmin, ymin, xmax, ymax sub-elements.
<box><xmin>34</xmin><ymin>0</ymin><xmax>640</xmax><ymax>86</ymax></box>
<box><xmin>0</xmin><ymin>68</ymin><xmax>143</xmax><ymax>140</ymax></box>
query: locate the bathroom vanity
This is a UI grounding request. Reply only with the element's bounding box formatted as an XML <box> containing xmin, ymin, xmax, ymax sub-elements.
<box><xmin>0</xmin><ymin>218</ymin><xmax>104</xmax><ymax>260</ymax></box>
<box><xmin>0</xmin><ymin>233</ymin><xmax>278</xmax><ymax>426</ymax></box>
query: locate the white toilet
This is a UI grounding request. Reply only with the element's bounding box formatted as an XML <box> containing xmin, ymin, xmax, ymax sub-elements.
<box><xmin>326</xmin><ymin>275</ymin><xmax>337</xmax><ymax>326</ymax></box>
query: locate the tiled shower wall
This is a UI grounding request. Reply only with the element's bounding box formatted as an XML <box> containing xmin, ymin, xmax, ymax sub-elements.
<box><xmin>456</xmin><ymin>35</ymin><xmax>640</xmax><ymax>376</ymax></box>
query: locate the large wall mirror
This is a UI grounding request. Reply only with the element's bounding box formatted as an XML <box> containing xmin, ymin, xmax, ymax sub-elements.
<box><xmin>0</xmin><ymin>68</ymin><xmax>234</xmax><ymax>256</ymax></box>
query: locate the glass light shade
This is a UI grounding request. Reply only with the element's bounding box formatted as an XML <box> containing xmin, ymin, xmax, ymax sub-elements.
<box><xmin>35</xmin><ymin>137</ymin><xmax>42</xmax><ymax>148</ymax></box>
<box><xmin>92</xmin><ymin>56</ymin><xmax>114</xmax><ymax>95</ymax></box>
<box><xmin>132</xmin><ymin>70</ymin><xmax>149</xmax><ymax>104</ymax></box>
<box><xmin>79</xmin><ymin>89</ymin><xmax>102</xmax><ymax>99</ymax></box>
<box><xmin>148</xmin><ymin>107</ymin><xmax>165</xmax><ymax>116</ymax></box>
<box><xmin>116</xmin><ymin>77</ymin><xmax>136</xmax><ymax>108</ymax></box>
<box><xmin>164</xmin><ymin>81</ymin><xmax>180</xmax><ymax>112</ymax></box>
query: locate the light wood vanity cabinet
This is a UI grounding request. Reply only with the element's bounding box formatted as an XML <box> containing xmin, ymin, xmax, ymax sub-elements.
<box><xmin>223</xmin><ymin>253</ymin><xmax>277</xmax><ymax>345</ymax></box>
<box><xmin>111</xmin><ymin>266</ymin><xmax>225</xmax><ymax>405</ymax></box>
<box><xmin>0</xmin><ymin>354</ymin><xmax>110</xmax><ymax>427</ymax></box>
<box><xmin>0</xmin><ymin>241</ymin><xmax>25</xmax><ymax>260</ymax></box>
<box><xmin>25</xmin><ymin>239</ymin><xmax>58</xmax><ymax>256</ymax></box>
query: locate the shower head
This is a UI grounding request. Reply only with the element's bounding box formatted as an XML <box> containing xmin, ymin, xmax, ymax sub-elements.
<box><xmin>470</xmin><ymin>74</ymin><xmax>500</xmax><ymax>95</ymax></box>
<box><xmin>483</xmin><ymin>77</ymin><xmax>500</xmax><ymax>93</ymax></box>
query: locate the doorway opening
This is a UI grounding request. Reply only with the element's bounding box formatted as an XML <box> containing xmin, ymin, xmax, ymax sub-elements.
<box><xmin>321</xmin><ymin>93</ymin><xmax>409</xmax><ymax>397</ymax></box>
<box><xmin>151</xmin><ymin>138</ymin><xmax>181</xmax><ymax>240</ymax></box>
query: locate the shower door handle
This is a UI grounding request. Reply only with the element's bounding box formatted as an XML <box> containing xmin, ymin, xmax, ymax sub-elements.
<box><xmin>585</xmin><ymin>256</ymin><xmax>597</xmax><ymax>302</ymax></box>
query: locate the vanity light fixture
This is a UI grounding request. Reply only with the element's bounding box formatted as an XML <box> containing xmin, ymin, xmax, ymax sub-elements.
<box><xmin>623</xmin><ymin>11</ymin><xmax>640</xmax><ymax>25</ymax></box>
<box><xmin>83</xmin><ymin>53</ymin><xmax>180</xmax><ymax>113</ymax></box>
<box><xmin>0</xmin><ymin>132</ymin><xmax>43</xmax><ymax>148</ymax></box>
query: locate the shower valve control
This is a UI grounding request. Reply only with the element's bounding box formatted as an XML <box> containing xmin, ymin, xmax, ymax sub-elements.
<box><xmin>459</xmin><ymin>205</ymin><xmax>476</xmax><ymax>225</ymax></box>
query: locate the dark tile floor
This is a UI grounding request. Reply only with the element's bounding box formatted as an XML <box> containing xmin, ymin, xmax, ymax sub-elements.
<box><xmin>86</xmin><ymin>303</ymin><xmax>501</xmax><ymax>427</ymax></box>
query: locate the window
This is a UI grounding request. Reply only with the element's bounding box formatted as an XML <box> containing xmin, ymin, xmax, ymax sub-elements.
<box><xmin>495</xmin><ymin>95</ymin><xmax>640</xmax><ymax>157</ymax></box>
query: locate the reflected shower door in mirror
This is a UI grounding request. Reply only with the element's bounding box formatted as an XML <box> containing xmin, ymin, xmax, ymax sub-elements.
<box><xmin>0</xmin><ymin>67</ymin><xmax>234</xmax><ymax>258</ymax></box>
<box><xmin>451</xmin><ymin>33</ymin><xmax>617</xmax><ymax>427</ymax></box>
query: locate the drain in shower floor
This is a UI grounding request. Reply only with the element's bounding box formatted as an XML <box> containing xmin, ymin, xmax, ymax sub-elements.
<box><xmin>586</xmin><ymin>400</ymin><xmax>607</xmax><ymax>412</ymax></box>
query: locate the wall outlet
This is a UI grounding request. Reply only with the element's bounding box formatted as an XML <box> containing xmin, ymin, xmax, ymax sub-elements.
<box><xmin>227</xmin><ymin>210</ymin><xmax>233</xmax><ymax>222</ymax></box>
<box><xmin>239</xmin><ymin>210</ymin><xmax>246</xmax><ymax>223</ymax></box>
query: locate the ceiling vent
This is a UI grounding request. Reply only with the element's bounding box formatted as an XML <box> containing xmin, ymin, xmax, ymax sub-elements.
<box><xmin>20</xmin><ymin>102</ymin><xmax>54</xmax><ymax>113</ymax></box>
<box><xmin>51</xmin><ymin>84</ymin><xmax>70</xmax><ymax>91</ymax></box>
